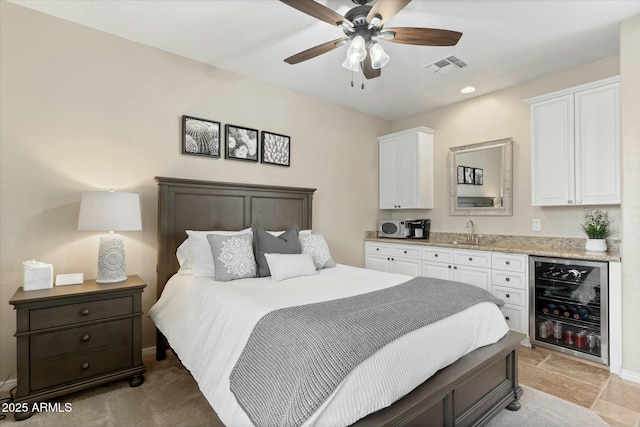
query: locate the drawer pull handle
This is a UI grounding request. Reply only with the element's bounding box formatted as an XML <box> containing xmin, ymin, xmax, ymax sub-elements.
<box><xmin>505</xmin><ymin>316</ymin><xmax>510</xmax><ymax>321</ymax></box>
<box><xmin>81</xmin><ymin>334</ymin><xmax>91</xmax><ymax>342</ymax></box>
<box><xmin>506</xmin><ymin>294</ymin><xmax>510</xmax><ymax>298</ymax></box>
<box><xmin>448</xmin><ymin>265</ymin><xmax>452</xmax><ymax>269</ymax></box>
<box><xmin>376</xmin><ymin>248</ymin><xmax>379</xmax><ymax>251</ymax></box>
<box><xmin>468</xmin><ymin>257</ymin><xmax>473</xmax><ymax>261</ymax></box>
<box><xmin>506</xmin><ymin>261</ymin><xmax>511</xmax><ymax>265</ymax></box>
<box><xmin>81</xmin><ymin>309</ymin><xmax>90</xmax><ymax>316</ymax></box>
<box><xmin>505</xmin><ymin>277</ymin><xmax>511</xmax><ymax>282</ymax></box>
<box><xmin>404</xmin><ymin>250</ymin><xmax>407</xmax><ymax>254</ymax></box>
<box><xmin>81</xmin><ymin>361</ymin><xmax>90</xmax><ymax>370</ymax></box>
<box><xmin>434</xmin><ymin>254</ymin><xmax>438</xmax><ymax>257</ymax></box>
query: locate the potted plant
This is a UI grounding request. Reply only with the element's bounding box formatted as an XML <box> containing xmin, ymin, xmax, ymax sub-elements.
<box><xmin>580</xmin><ymin>208</ymin><xmax>613</xmax><ymax>252</ymax></box>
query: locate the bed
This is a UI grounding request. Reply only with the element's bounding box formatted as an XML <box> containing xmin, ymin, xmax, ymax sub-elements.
<box><xmin>152</xmin><ymin>176</ymin><xmax>524</xmax><ymax>427</ymax></box>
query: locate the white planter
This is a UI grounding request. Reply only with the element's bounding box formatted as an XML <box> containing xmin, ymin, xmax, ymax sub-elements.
<box><xmin>585</xmin><ymin>238</ymin><xmax>607</xmax><ymax>252</ymax></box>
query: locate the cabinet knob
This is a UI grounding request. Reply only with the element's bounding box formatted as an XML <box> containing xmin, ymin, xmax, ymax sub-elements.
<box><xmin>468</xmin><ymin>257</ymin><xmax>473</xmax><ymax>261</ymax></box>
<box><xmin>505</xmin><ymin>277</ymin><xmax>511</xmax><ymax>282</ymax></box>
<box><xmin>453</xmin><ymin>266</ymin><xmax>457</xmax><ymax>270</ymax></box>
<box><xmin>434</xmin><ymin>254</ymin><xmax>438</xmax><ymax>257</ymax></box>
<box><xmin>448</xmin><ymin>265</ymin><xmax>452</xmax><ymax>269</ymax></box>
<box><xmin>505</xmin><ymin>261</ymin><xmax>510</xmax><ymax>265</ymax></box>
<box><xmin>81</xmin><ymin>334</ymin><xmax>91</xmax><ymax>342</ymax></box>
<box><xmin>404</xmin><ymin>250</ymin><xmax>407</xmax><ymax>254</ymax></box>
<box><xmin>376</xmin><ymin>248</ymin><xmax>379</xmax><ymax>251</ymax></box>
<box><xmin>81</xmin><ymin>361</ymin><xmax>90</xmax><ymax>370</ymax></box>
<box><xmin>81</xmin><ymin>308</ymin><xmax>90</xmax><ymax>316</ymax></box>
<box><xmin>505</xmin><ymin>316</ymin><xmax>510</xmax><ymax>321</ymax></box>
<box><xmin>506</xmin><ymin>294</ymin><xmax>510</xmax><ymax>298</ymax></box>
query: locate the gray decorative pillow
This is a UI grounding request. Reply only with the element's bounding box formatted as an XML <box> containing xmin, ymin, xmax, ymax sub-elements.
<box><xmin>300</xmin><ymin>233</ymin><xmax>335</xmax><ymax>269</ymax></box>
<box><xmin>253</xmin><ymin>226</ymin><xmax>301</xmax><ymax>277</ymax></box>
<box><xmin>206</xmin><ymin>233</ymin><xmax>256</xmax><ymax>282</ymax></box>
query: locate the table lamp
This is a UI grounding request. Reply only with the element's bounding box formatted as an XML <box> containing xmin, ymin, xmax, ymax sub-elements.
<box><xmin>77</xmin><ymin>191</ymin><xmax>142</xmax><ymax>283</ymax></box>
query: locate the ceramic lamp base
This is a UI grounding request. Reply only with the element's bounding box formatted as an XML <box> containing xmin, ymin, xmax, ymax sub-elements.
<box><xmin>585</xmin><ymin>238</ymin><xmax>607</xmax><ymax>253</ymax></box>
<box><xmin>96</xmin><ymin>233</ymin><xmax>127</xmax><ymax>283</ymax></box>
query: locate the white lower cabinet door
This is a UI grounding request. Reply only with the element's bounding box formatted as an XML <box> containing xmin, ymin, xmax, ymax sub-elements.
<box><xmin>421</xmin><ymin>262</ymin><xmax>453</xmax><ymax>280</ymax></box>
<box><xmin>500</xmin><ymin>305</ymin><xmax>526</xmax><ymax>334</ymax></box>
<box><xmin>365</xmin><ymin>255</ymin><xmax>391</xmax><ymax>273</ymax></box>
<box><xmin>393</xmin><ymin>258</ymin><xmax>421</xmax><ymax>276</ymax></box>
<box><xmin>453</xmin><ymin>265</ymin><xmax>491</xmax><ymax>291</ymax></box>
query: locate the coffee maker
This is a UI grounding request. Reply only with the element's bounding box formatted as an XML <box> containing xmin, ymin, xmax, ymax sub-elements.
<box><xmin>406</xmin><ymin>219</ymin><xmax>430</xmax><ymax>239</ymax></box>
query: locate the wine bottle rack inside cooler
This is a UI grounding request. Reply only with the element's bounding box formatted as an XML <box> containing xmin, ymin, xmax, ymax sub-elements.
<box><xmin>529</xmin><ymin>256</ymin><xmax>609</xmax><ymax>365</ymax></box>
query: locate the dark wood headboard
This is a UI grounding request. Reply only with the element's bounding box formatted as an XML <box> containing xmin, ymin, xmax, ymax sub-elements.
<box><xmin>155</xmin><ymin>177</ymin><xmax>316</xmax><ymax>299</ymax></box>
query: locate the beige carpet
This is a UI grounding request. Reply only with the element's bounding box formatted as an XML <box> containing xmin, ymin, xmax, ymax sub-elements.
<box><xmin>3</xmin><ymin>353</ymin><xmax>609</xmax><ymax>427</ymax></box>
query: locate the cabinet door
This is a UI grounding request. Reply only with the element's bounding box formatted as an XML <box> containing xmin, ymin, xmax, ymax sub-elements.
<box><xmin>453</xmin><ymin>265</ymin><xmax>491</xmax><ymax>291</ymax></box>
<box><xmin>531</xmin><ymin>95</ymin><xmax>575</xmax><ymax>206</ymax></box>
<box><xmin>397</xmin><ymin>134</ymin><xmax>420</xmax><ymax>208</ymax></box>
<box><xmin>575</xmin><ymin>84</ymin><xmax>621</xmax><ymax>205</ymax></box>
<box><xmin>421</xmin><ymin>261</ymin><xmax>453</xmax><ymax>280</ymax></box>
<box><xmin>393</xmin><ymin>258</ymin><xmax>420</xmax><ymax>276</ymax></box>
<box><xmin>379</xmin><ymin>139</ymin><xmax>398</xmax><ymax>209</ymax></box>
<box><xmin>365</xmin><ymin>254</ymin><xmax>391</xmax><ymax>273</ymax></box>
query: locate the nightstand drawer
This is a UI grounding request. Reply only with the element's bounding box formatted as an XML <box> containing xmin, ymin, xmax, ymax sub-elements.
<box><xmin>30</xmin><ymin>296</ymin><xmax>132</xmax><ymax>330</ymax></box>
<box><xmin>31</xmin><ymin>345</ymin><xmax>132</xmax><ymax>391</ymax></box>
<box><xmin>31</xmin><ymin>318</ymin><xmax>132</xmax><ymax>361</ymax></box>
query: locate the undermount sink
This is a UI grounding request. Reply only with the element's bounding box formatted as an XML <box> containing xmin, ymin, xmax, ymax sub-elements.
<box><xmin>448</xmin><ymin>240</ymin><xmax>481</xmax><ymax>246</ymax></box>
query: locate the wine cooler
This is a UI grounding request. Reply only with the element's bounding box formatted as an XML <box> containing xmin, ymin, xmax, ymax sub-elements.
<box><xmin>529</xmin><ymin>256</ymin><xmax>608</xmax><ymax>365</ymax></box>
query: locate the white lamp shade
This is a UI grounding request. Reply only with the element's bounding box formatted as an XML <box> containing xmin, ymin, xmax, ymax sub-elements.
<box><xmin>341</xmin><ymin>55</ymin><xmax>361</xmax><ymax>72</ymax></box>
<box><xmin>347</xmin><ymin>35</ymin><xmax>367</xmax><ymax>63</ymax></box>
<box><xmin>78</xmin><ymin>191</ymin><xmax>142</xmax><ymax>231</ymax></box>
<box><xmin>370</xmin><ymin>42</ymin><xmax>390</xmax><ymax>69</ymax></box>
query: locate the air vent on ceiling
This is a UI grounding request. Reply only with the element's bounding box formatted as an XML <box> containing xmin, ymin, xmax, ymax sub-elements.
<box><xmin>424</xmin><ymin>55</ymin><xmax>468</xmax><ymax>76</ymax></box>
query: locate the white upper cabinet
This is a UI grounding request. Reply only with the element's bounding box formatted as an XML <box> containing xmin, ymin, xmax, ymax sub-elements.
<box><xmin>526</xmin><ymin>77</ymin><xmax>620</xmax><ymax>206</ymax></box>
<box><xmin>379</xmin><ymin>127</ymin><xmax>434</xmax><ymax>209</ymax></box>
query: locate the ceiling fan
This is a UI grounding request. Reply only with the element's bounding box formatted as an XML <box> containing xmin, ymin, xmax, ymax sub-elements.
<box><xmin>280</xmin><ymin>0</ymin><xmax>463</xmax><ymax>81</ymax></box>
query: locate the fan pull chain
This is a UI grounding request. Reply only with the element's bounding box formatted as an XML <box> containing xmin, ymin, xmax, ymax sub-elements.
<box><xmin>350</xmin><ymin>69</ymin><xmax>354</xmax><ymax>87</ymax></box>
<box><xmin>361</xmin><ymin>69</ymin><xmax>364</xmax><ymax>90</ymax></box>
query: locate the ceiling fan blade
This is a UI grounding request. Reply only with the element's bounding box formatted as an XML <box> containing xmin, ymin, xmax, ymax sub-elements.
<box><xmin>284</xmin><ymin>37</ymin><xmax>348</xmax><ymax>64</ymax></box>
<box><xmin>367</xmin><ymin>0</ymin><xmax>411</xmax><ymax>26</ymax></box>
<box><xmin>362</xmin><ymin>52</ymin><xmax>382</xmax><ymax>80</ymax></box>
<box><xmin>383</xmin><ymin>27</ymin><xmax>463</xmax><ymax>46</ymax></box>
<box><xmin>280</xmin><ymin>0</ymin><xmax>349</xmax><ymax>27</ymax></box>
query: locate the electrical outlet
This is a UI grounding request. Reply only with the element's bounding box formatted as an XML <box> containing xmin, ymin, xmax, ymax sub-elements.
<box><xmin>532</xmin><ymin>219</ymin><xmax>542</xmax><ymax>232</ymax></box>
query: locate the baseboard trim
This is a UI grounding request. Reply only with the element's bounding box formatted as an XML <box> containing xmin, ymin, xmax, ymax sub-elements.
<box><xmin>142</xmin><ymin>346</ymin><xmax>157</xmax><ymax>359</ymax></box>
<box><xmin>620</xmin><ymin>369</ymin><xmax>640</xmax><ymax>384</ymax></box>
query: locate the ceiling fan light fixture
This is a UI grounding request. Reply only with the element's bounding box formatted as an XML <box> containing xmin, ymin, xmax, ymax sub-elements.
<box><xmin>460</xmin><ymin>86</ymin><xmax>476</xmax><ymax>94</ymax></box>
<box><xmin>347</xmin><ymin>35</ymin><xmax>367</xmax><ymax>62</ymax></box>
<box><xmin>377</xmin><ymin>30</ymin><xmax>395</xmax><ymax>40</ymax></box>
<box><xmin>369</xmin><ymin>14</ymin><xmax>382</xmax><ymax>29</ymax></box>
<box><xmin>369</xmin><ymin>42</ymin><xmax>390</xmax><ymax>69</ymax></box>
<box><xmin>342</xmin><ymin>55</ymin><xmax>361</xmax><ymax>72</ymax></box>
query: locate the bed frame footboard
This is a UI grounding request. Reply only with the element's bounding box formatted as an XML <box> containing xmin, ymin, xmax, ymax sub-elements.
<box><xmin>352</xmin><ymin>331</ymin><xmax>524</xmax><ymax>427</ymax></box>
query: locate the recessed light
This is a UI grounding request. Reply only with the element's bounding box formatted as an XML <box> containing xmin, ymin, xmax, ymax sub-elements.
<box><xmin>460</xmin><ymin>86</ymin><xmax>476</xmax><ymax>94</ymax></box>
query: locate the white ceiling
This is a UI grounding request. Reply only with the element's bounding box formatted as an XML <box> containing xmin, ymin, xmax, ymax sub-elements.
<box><xmin>11</xmin><ymin>0</ymin><xmax>640</xmax><ymax>120</ymax></box>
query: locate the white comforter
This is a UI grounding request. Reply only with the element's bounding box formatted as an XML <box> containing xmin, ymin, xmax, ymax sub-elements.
<box><xmin>149</xmin><ymin>264</ymin><xmax>508</xmax><ymax>427</ymax></box>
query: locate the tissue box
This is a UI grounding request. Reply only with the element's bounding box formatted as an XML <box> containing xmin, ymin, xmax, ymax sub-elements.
<box><xmin>23</xmin><ymin>260</ymin><xmax>53</xmax><ymax>291</ymax></box>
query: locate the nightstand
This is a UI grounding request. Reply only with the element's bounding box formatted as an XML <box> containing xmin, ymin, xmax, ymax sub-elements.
<box><xmin>9</xmin><ymin>275</ymin><xmax>146</xmax><ymax>421</ymax></box>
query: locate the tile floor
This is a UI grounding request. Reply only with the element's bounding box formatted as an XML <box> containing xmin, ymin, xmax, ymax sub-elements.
<box><xmin>519</xmin><ymin>345</ymin><xmax>640</xmax><ymax>427</ymax></box>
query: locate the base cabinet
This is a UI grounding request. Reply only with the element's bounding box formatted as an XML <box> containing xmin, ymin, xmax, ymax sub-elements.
<box><xmin>366</xmin><ymin>241</ymin><xmax>529</xmax><ymax>338</ymax></box>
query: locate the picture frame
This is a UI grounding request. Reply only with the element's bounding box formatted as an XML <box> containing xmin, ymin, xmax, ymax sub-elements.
<box><xmin>225</xmin><ymin>124</ymin><xmax>259</xmax><ymax>162</ymax></box>
<box><xmin>457</xmin><ymin>166</ymin><xmax>465</xmax><ymax>184</ymax></box>
<box><xmin>474</xmin><ymin>168</ymin><xmax>484</xmax><ymax>185</ymax></box>
<box><xmin>182</xmin><ymin>115</ymin><xmax>221</xmax><ymax>158</ymax></box>
<box><xmin>464</xmin><ymin>167</ymin><xmax>475</xmax><ymax>184</ymax></box>
<box><xmin>261</xmin><ymin>131</ymin><xmax>291</xmax><ymax>167</ymax></box>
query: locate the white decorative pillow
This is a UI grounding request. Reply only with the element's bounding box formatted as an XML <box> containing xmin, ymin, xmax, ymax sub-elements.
<box><xmin>185</xmin><ymin>228</ymin><xmax>251</xmax><ymax>277</ymax></box>
<box><xmin>207</xmin><ymin>233</ymin><xmax>256</xmax><ymax>282</ymax></box>
<box><xmin>264</xmin><ymin>253</ymin><xmax>316</xmax><ymax>281</ymax></box>
<box><xmin>176</xmin><ymin>240</ymin><xmax>193</xmax><ymax>275</ymax></box>
<box><xmin>300</xmin><ymin>233</ymin><xmax>336</xmax><ymax>269</ymax></box>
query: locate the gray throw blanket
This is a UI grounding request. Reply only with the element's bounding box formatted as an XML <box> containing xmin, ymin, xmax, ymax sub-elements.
<box><xmin>229</xmin><ymin>277</ymin><xmax>505</xmax><ymax>427</ymax></box>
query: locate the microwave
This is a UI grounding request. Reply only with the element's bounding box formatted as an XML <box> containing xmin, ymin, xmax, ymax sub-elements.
<box><xmin>378</xmin><ymin>220</ymin><xmax>406</xmax><ymax>238</ymax></box>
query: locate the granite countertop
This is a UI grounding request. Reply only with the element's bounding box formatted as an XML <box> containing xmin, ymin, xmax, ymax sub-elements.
<box><xmin>365</xmin><ymin>231</ymin><xmax>621</xmax><ymax>262</ymax></box>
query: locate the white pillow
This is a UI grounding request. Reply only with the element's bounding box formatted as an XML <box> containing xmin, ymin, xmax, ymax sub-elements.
<box><xmin>268</xmin><ymin>229</ymin><xmax>312</xmax><ymax>236</ymax></box>
<box><xmin>264</xmin><ymin>253</ymin><xmax>316</xmax><ymax>281</ymax></box>
<box><xmin>299</xmin><ymin>233</ymin><xmax>336</xmax><ymax>270</ymax></box>
<box><xmin>185</xmin><ymin>228</ymin><xmax>252</xmax><ymax>277</ymax></box>
<box><xmin>176</xmin><ymin>240</ymin><xmax>193</xmax><ymax>275</ymax></box>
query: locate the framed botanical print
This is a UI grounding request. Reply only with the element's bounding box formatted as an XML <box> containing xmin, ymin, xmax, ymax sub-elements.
<box><xmin>225</xmin><ymin>124</ymin><xmax>259</xmax><ymax>162</ymax></box>
<box><xmin>457</xmin><ymin>165</ymin><xmax>465</xmax><ymax>184</ymax></box>
<box><xmin>261</xmin><ymin>131</ymin><xmax>290</xmax><ymax>167</ymax></box>
<box><xmin>182</xmin><ymin>115</ymin><xmax>221</xmax><ymax>158</ymax></box>
<box><xmin>474</xmin><ymin>168</ymin><xmax>484</xmax><ymax>185</ymax></box>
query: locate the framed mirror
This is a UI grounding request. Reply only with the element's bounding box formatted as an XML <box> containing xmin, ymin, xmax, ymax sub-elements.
<box><xmin>449</xmin><ymin>137</ymin><xmax>513</xmax><ymax>216</ymax></box>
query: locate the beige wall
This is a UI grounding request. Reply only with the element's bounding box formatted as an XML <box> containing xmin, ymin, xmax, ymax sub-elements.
<box><xmin>620</xmin><ymin>14</ymin><xmax>640</xmax><ymax>377</ymax></box>
<box><xmin>0</xmin><ymin>2</ymin><xmax>390</xmax><ymax>381</ymax></box>
<box><xmin>390</xmin><ymin>56</ymin><xmax>622</xmax><ymax>239</ymax></box>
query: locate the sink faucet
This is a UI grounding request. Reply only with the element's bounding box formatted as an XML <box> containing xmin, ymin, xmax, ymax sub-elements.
<box><xmin>466</xmin><ymin>220</ymin><xmax>476</xmax><ymax>243</ymax></box>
